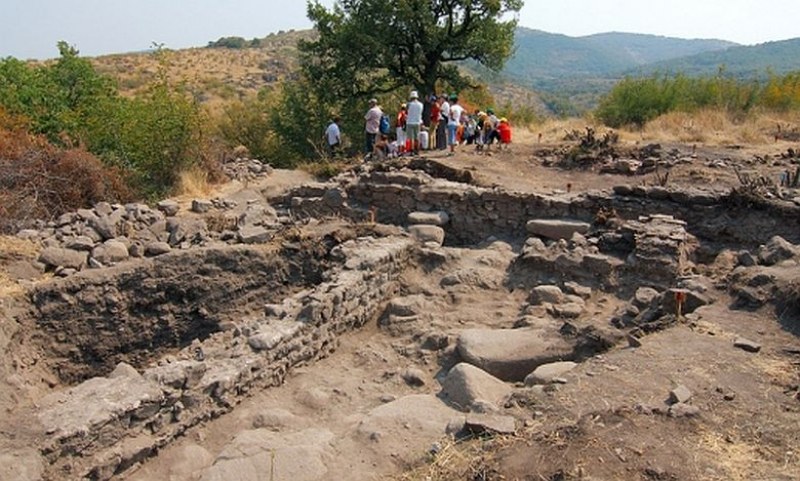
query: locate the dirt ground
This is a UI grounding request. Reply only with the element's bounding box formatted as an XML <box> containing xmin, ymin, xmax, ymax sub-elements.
<box><xmin>1</xmin><ymin>128</ymin><xmax>799</xmax><ymax>481</ymax></box>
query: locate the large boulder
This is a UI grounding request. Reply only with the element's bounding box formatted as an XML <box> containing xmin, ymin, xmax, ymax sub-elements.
<box><xmin>526</xmin><ymin>219</ymin><xmax>590</xmax><ymax>241</ymax></box>
<box><xmin>757</xmin><ymin>236</ymin><xmax>799</xmax><ymax>266</ymax></box>
<box><xmin>440</xmin><ymin>363</ymin><xmax>512</xmax><ymax>412</ymax></box>
<box><xmin>408</xmin><ymin>225</ymin><xmax>445</xmax><ymax>246</ymax></box>
<box><xmin>38</xmin><ymin>247</ymin><xmax>87</xmax><ymax>270</ymax></box>
<box><xmin>457</xmin><ymin>328</ymin><xmax>575</xmax><ymax>382</ymax></box>
<box><xmin>91</xmin><ymin>240</ymin><xmax>129</xmax><ymax>265</ymax></box>
<box><xmin>529</xmin><ymin>285</ymin><xmax>565</xmax><ymax>305</ymax></box>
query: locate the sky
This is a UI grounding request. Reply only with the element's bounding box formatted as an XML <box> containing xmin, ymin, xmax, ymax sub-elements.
<box><xmin>2</xmin><ymin>0</ymin><xmax>799</xmax><ymax>60</ymax></box>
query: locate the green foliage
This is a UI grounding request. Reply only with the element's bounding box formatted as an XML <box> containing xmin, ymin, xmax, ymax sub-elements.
<box><xmin>267</xmin><ymin>80</ymin><xmax>338</xmax><ymax>165</ymax></box>
<box><xmin>0</xmin><ymin>43</ymin><xmax>205</xmax><ymax>197</ymax></box>
<box><xmin>595</xmin><ymin>71</ymin><xmax>800</xmax><ymax>128</ymax></box>
<box><xmin>207</xmin><ymin>36</ymin><xmax>262</xmax><ymax>49</ymax></box>
<box><xmin>216</xmin><ymin>93</ymin><xmax>276</xmax><ymax>161</ymax></box>
<box><xmin>301</xmin><ymin>0</ymin><xmax>523</xmax><ymax>100</ymax></box>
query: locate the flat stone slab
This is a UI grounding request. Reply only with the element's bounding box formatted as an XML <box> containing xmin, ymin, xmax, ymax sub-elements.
<box><xmin>734</xmin><ymin>337</ymin><xmax>762</xmax><ymax>353</ymax></box>
<box><xmin>38</xmin><ymin>375</ymin><xmax>164</xmax><ymax>455</ymax></box>
<box><xmin>464</xmin><ymin>414</ymin><xmax>517</xmax><ymax>435</ymax></box>
<box><xmin>356</xmin><ymin>395</ymin><xmax>463</xmax><ymax>465</ymax></box>
<box><xmin>457</xmin><ymin>328</ymin><xmax>576</xmax><ymax>382</ymax></box>
<box><xmin>408</xmin><ymin>211</ymin><xmax>450</xmax><ymax>226</ymax></box>
<box><xmin>526</xmin><ymin>219</ymin><xmax>590</xmax><ymax>241</ymax></box>
<box><xmin>200</xmin><ymin>428</ymin><xmax>334</xmax><ymax>481</ymax></box>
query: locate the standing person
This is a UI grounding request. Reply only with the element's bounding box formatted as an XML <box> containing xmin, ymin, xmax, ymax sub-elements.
<box><xmin>396</xmin><ymin>103</ymin><xmax>408</xmax><ymax>153</ymax></box>
<box><xmin>429</xmin><ymin>95</ymin><xmax>440</xmax><ymax>151</ymax></box>
<box><xmin>447</xmin><ymin>94</ymin><xmax>464</xmax><ymax>154</ymax></box>
<box><xmin>437</xmin><ymin>94</ymin><xmax>450</xmax><ymax>150</ymax></box>
<box><xmin>324</xmin><ymin>116</ymin><xmax>342</xmax><ymax>157</ymax></box>
<box><xmin>422</xmin><ymin>94</ymin><xmax>433</xmax><ymax>132</ymax></box>
<box><xmin>364</xmin><ymin>98</ymin><xmax>382</xmax><ymax>155</ymax></box>
<box><xmin>405</xmin><ymin>90</ymin><xmax>424</xmax><ymax>155</ymax></box>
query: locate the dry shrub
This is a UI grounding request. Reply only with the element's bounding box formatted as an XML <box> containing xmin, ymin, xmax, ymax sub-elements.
<box><xmin>0</xmin><ymin>128</ymin><xmax>133</xmax><ymax>233</ymax></box>
<box><xmin>175</xmin><ymin>165</ymin><xmax>213</xmax><ymax>198</ymax></box>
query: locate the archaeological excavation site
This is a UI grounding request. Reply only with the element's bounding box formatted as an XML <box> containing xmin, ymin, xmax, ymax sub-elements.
<box><xmin>1</xmin><ymin>146</ymin><xmax>799</xmax><ymax>481</ymax></box>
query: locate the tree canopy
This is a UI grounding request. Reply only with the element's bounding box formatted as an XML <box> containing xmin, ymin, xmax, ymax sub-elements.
<box><xmin>300</xmin><ymin>0</ymin><xmax>523</xmax><ymax>100</ymax></box>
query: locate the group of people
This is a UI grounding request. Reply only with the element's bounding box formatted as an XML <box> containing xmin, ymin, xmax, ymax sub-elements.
<box><xmin>324</xmin><ymin>90</ymin><xmax>512</xmax><ymax>159</ymax></box>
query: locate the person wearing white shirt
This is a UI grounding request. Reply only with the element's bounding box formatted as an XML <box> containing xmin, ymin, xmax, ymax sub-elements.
<box><xmin>364</xmin><ymin>98</ymin><xmax>382</xmax><ymax>154</ymax></box>
<box><xmin>324</xmin><ymin>117</ymin><xmax>341</xmax><ymax>156</ymax></box>
<box><xmin>447</xmin><ymin>95</ymin><xmax>464</xmax><ymax>154</ymax></box>
<box><xmin>405</xmin><ymin>90</ymin><xmax>424</xmax><ymax>155</ymax></box>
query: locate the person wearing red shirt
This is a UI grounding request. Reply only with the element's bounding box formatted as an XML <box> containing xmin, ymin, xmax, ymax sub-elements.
<box><xmin>497</xmin><ymin>118</ymin><xmax>512</xmax><ymax>148</ymax></box>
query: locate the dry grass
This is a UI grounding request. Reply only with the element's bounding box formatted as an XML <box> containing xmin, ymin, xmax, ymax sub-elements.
<box><xmin>696</xmin><ymin>429</ymin><xmax>799</xmax><ymax>481</ymax></box>
<box><xmin>393</xmin><ymin>435</ymin><xmax>515</xmax><ymax>481</ymax></box>
<box><xmin>0</xmin><ymin>235</ymin><xmax>40</xmax><ymax>296</ymax></box>
<box><xmin>638</xmin><ymin>109</ymin><xmax>800</xmax><ymax>146</ymax></box>
<box><xmin>529</xmin><ymin>110</ymin><xmax>800</xmax><ymax>148</ymax></box>
<box><xmin>174</xmin><ymin>165</ymin><xmax>215</xmax><ymax>198</ymax></box>
<box><xmin>528</xmin><ymin>117</ymin><xmax>606</xmax><ymax>144</ymax></box>
<box><xmin>0</xmin><ymin>236</ymin><xmax>39</xmax><ymax>258</ymax></box>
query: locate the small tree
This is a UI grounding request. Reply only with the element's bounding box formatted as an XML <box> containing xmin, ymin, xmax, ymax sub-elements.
<box><xmin>300</xmin><ymin>0</ymin><xmax>523</xmax><ymax>101</ymax></box>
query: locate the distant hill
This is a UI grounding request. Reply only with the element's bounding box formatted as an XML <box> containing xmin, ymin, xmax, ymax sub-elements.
<box><xmin>502</xmin><ymin>28</ymin><xmax>737</xmax><ymax>87</ymax></box>
<box><xmin>635</xmin><ymin>37</ymin><xmax>800</xmax><ymax>78</ymax></box>
<box><xmin>583</xmin><ymin>32</ymin><xmax>736</xmax><ymax>65</ymax></box>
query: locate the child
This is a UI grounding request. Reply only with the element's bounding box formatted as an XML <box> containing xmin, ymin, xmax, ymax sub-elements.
<box><xmin>497</xmin><ymin>118</ymin><xmax>512</xmax><ymax>148</ymax></box>
<box><xmin>418</xmin><ymin>125</ymin><xmax>430</xmax><ymax>150</ymax></box>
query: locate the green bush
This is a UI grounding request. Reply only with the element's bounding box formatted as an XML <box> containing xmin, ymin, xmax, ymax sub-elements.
<box><xmin>595</xmin><ymin>72</ymin><xmax>793</xmax><ymax>128</ymax></box>
<box><xmin>216</xmin><ymin>94</ymin><xmax>276</xmax><ymax>161</ymax></box>
<box><xmin>0</xmin><ymin>43</ymin><xmax>206</xmax><ymax>197</ymax></box>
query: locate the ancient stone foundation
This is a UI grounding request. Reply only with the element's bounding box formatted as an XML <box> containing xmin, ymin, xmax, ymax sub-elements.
<box><xmin>33</xmin><ymin>236</ymin><xmax>413</xmax><ymax>480</ymax></box>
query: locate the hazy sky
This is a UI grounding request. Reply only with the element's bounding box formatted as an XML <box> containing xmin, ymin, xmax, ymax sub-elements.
<box><xmin>3</xmin><ymin>0</ymin><xmax>799</xmax><ymax>60</ymax></box>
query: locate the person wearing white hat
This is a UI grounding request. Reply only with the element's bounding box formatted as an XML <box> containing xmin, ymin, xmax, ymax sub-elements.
<box><xmin>405</xmin><ymin>90</ymin><xmax>424</xmax><ymax>155</ymax></box>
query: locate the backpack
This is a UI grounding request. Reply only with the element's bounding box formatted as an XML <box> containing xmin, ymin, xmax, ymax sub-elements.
<box><xmin>379</xmin><ymin>114</ymin><xmax>391</xmax><ymax>135</ymax></box>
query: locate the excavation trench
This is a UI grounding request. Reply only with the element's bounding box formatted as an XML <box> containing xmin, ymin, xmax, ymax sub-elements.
<box><xmin>29</xmin><ymin>243</ymin><xmax>330</xmax><ymax>384</ymax></box>
<box><xmin>9</xmin><ymin>160</ymin><xmax>800</xmax><ymax>481</ymax></box>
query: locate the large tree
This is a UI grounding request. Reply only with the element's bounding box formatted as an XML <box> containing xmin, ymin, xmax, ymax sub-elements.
<box><xmin>300</xmin><ymin>0</ymin><xmax>523</xmax><ymax>100</ymax></box>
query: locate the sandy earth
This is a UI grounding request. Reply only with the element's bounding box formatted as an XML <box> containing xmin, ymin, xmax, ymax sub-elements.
<box><xmin>1</xmin><ymin>130</ymin><xmax>799</xmax><ymax>481</ymax></box>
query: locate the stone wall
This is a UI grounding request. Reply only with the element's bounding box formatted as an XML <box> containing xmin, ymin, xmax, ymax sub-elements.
<box><xmin>30</xmin><ymin>245</ymin><xmax>322</xmax><ymax>384</ymax></box>
<box><xmin>284</xmin><ymin>168</ymin><xmax>800</xmax><ymax>248</ymax></box>
<box><xmin>34</xmin><ymin>236</ymin><xmax>415</xmax><ymax>480</ymax></box>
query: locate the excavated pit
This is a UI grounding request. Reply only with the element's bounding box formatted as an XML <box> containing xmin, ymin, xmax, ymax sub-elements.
<box><xmin>4</xmin><ymin>157</ymin><xmax>800</xmax><ymax>481</ymax></box>
<box><xmin>28</xmin><ymin>243</ymin><xmax>330</xmax><ymax>384</ymax></box>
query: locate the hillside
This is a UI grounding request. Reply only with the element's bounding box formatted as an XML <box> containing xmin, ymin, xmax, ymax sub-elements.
<box><xmin>637</xmin><ymin>37</ymin><xmax>800</xmax><ymax>78</ymax></box>
<box><xmin>91</xmin><ymin>30</ymin><xmax>313</xmax><ymax>111</ymax></box>
<box><xmin>502</xmin><ymin>28</ymin><xmax>736</xmax><ymax>86</ymax></box>
<box><xmin>583</xmin><ymin>32</ymin><xmax>736</xmax><ymax>65</ymax></box>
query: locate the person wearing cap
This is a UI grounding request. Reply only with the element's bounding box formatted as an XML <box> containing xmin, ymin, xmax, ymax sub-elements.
<box><xmin>364</xmin><ymin>98</ymin><xmax>382</xmax><ymax>154</ymax></box>
<box><xmin>396</xmin><ymin>103</ymin><xmax>408</xmax><ymax>153</ymax></box>
<box><xmin>405</xmin><ymin>90</ymin><xmax>424</xmax><ymax>155</ymax></box>
<box><xmin>497</xmin><ymin>117</ymin><xmax>512</xmax><ymax>148</ymax></box>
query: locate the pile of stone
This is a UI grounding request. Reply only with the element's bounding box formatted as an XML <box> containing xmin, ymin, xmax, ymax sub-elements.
<box><xmin>728</xmin><ymin>235</ymin><xmax>800</xmax><ymax>308</ymax></box>
<box><xmin>17</xmin><ymin>196</ymin><xmax>284</xmax><ymax>277</ymax></box>
<box><xmin>519</xmin><ymin>218</ymin><xmax>625</xmax><ymax>289</ymax></box>
<box><xmin>222</xmin><ymin>157</ymin><xmax>273</xmax><ymax>183</ymax></box>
